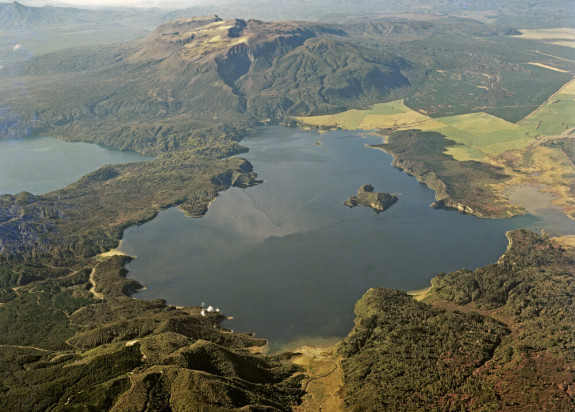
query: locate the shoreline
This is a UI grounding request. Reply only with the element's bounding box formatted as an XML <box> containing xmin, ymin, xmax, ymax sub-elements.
<box><xmin>505</xmin><ymin>184</ymin><xmax>558</xmax><ymax>216</ymax></box>
<box><xmin>407</xmin><ymin>286</ymin><xmax>432</xmax><ymax>301</ymax></box>
<box><xmin>270</xmin><ymin>336</ymin><xmax>344</xmax><ymax>355</ymax></box>
<box><xmin>98</xmin><ymin>246</ymin><xmax>128</xmax><ymax>258</ymax></box>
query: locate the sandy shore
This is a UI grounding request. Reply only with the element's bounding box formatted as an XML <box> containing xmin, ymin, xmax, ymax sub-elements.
<box><xmin>271</xmin><ymin>336</ymin><xmax>343</xmax><ymax>355</ymax></box>
<box><xmin>98</xmin><ymin>243</ymin><xmax>128</xmax><ymax>258</ymax></box>
<box><xmin>408</xmin><ymin>286</ymin><xmax>432</xmax><ymax>301</ymax></box>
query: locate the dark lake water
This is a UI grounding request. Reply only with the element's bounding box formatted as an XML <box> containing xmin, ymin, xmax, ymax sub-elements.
<box><xmin>119</xmin><ymin>127</ymin><xmax>575</xmax><ymax>350</ymax></box>
<box><xmin>0</xmin><ymin>136</ymin><xmax>150</xmax><ymax>195</ymax></box>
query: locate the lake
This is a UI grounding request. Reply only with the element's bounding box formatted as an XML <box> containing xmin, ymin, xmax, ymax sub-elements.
<box><xmin>119</xmin><ymin>127</ymin><xmax>573</xmax><ymax>350</ymax></box>
<box><xmin>0</xmin><ymin>135</ymin><xmax>150</xmax><ymax>195</ymax></box>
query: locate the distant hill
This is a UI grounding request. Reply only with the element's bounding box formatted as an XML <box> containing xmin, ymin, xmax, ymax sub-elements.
<box><xmin>0</xmin><ymin>2</ymin><xmax>163</xmax><ymax>63</ymax></box>
<box><xmin>1</xmin><ymin>0</ymin><xmax>571</xmax><ymax>34</ymax></box>
<box><xmin>0</xmin><ymin>2</ymin><xmax>103</xmax><ymax>29</ymax></box>
<box><xmin>165</xmin><ymin>0</ymin><xmax>575</xmax><ymax>28</ymax></box>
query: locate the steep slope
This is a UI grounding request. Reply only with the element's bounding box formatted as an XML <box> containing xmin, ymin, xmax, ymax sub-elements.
<box><xmin>0</xmin><ymin>16</ymin><xmax>414</xmax><ymax>154</ymax></box>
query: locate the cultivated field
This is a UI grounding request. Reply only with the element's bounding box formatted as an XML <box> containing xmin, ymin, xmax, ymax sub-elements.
<box><xmin>518</xmin><ymin>79</ymin><xmax>575</xmax><ymax>136</ymax></box>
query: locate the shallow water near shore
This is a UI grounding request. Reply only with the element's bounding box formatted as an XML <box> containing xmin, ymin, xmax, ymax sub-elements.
<box><xmin>119</xmin><ymin>126</ymin><xmax>572</xmax><ymax>350</ymax></box>
<box><xmin>0</xmin><ymin>136</ymin><xmax>150</xmax><ymax>195</ymax></box>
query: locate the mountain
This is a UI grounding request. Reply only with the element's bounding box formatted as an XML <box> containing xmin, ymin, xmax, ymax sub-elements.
<box><xmin>2</xmin><ymin>11</ymin><xmax>567</xmax><ymax>156</ymax></box>
<box><xmin>0</xmin><ymin>2</ymin><xmax>103</xmax><ymax>29</ymax></box>
<box><xmin>0</xmin><ymin>16</ymin><xmax>415</xmax><ymax>154</ymax></box>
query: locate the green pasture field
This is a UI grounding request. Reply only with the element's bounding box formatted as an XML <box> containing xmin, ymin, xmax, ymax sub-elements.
<box><xmin>297</xmin><ymin>78</ymin><xmax>575</xmax><ymax>161</ymax></box>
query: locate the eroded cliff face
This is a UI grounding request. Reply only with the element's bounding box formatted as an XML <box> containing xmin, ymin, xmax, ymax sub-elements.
<box><xmin>431</xmin><ymin>198</ymin><xmax>476</xmax><ymax>215</ymax></box>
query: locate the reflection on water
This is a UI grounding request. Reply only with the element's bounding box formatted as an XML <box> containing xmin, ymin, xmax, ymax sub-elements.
<box><xmin>507</xmin><ymin>185</ymin><xmax>575</xmax><ymax>236</ymax></box>
<box><xmin>0</xmin><ymin>136</ymin><xmax>150</xmax><ymax>195</ymax></box>
<box><xmin>507</xmin><ymin>185</ymin><xmax>557</xmax><ymax>215</ymax></box>
<box><xmin>119</xmin><ymin>127</ymin><xmax>571</xmax><ymax>350</ymax></box>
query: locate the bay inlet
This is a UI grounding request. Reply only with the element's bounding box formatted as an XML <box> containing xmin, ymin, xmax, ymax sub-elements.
<box><xmin>119</xmin><ymin>127</ymin><xmax>566</xmax><ymax>349</ymax></box>
<box><xmin>0</xmin><ymin>135</ymin><xmax>150</xmax><ymax>195</ymax></box>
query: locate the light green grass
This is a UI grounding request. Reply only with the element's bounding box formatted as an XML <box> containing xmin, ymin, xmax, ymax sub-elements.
<box><xmin>296</xmin><ymin>79</ymin><xmax>575</xmax><ymax>161</ymax></box>
<box><xmin>433</xmin><ymin>113</ymin><xmax>532</xmax><ymax>159</ymax></box>
<box><xmin>295</xmin><ymin>101</ymin><xmax>416</xmax><ymax>130</ymax></box>
<box><xmin>519</xmin><ymin>80</ymin><xmax>575</xmax><ymax>135</ymax></box>
<box><xmin>520</xmin><ymin>99</ymin><xmax>575</xmax><ymax>136</ymax></box>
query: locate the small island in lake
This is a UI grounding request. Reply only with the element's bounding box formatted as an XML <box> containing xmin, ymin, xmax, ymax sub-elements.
<box><xmin>343</xmin><ymin>184</ymin><xmax>398</xmax><ymax>213</ymax></box>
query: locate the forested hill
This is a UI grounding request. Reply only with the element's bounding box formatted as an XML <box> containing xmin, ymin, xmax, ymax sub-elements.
<box><xmin>0</xmin><ymin>8</ymin><xmax>573</xmax><ymax>410</ymax></box>
<box><xmin>338</xmin><ymin>230</ymin><xmax>575</xmax><ymax>411</ymax></box>
<box><xmin>0</xmin><ymin>15</ymin><xmax>418</xmax><ymax>153</ymax></box>
<box><xmin>0</xmin><ymin>14</ymin><xmax>540</xmax><ymax>156</ymax></box>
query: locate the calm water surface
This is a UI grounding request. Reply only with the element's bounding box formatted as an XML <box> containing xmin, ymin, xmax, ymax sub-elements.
<box><xmin>119</xmin><ymin>127</ymin><xmax>574</xmax><ymax>349</ymax></box>
<box><xmin>0</xmin><ymin>136</ymin><xmax>150</xmax><ymax>195</ymax></box>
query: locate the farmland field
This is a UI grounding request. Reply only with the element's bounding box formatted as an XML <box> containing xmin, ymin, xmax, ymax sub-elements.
<box><xmin>298</xmin><ymin>78</ymin><xmax>575</xmax><ymax>160</ymax></box>
<box><xmin>519</xmin><ymin>79</ymin><xmax>575</xmax><ymax>136</ymax></box>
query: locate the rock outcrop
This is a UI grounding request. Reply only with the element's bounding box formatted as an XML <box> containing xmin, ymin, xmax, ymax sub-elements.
<box><xmin>343</xmin><ymin>184</ymin><xmax>397</xmax><ymax>213</ymax></box>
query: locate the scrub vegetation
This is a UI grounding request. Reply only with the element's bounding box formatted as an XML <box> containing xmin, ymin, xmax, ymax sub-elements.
<box><xmin>0</xmin><ymin>256</ymin><xmax>304</xmax><ymax>411</ymax></box>
<box><xmin>338</xmin><ymin>230</ymin><xmax>575</xmax><ymax>411</ymax></box>
<box><xmin>0</xmin><ymin>2</ymin><xmax>574</xmax><ymax>410</ymax></box>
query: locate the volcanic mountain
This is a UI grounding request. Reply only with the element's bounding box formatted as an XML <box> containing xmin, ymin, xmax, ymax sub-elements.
<box><xmin>0</xmin><ymin>16</ymin><xmax>414</xmax><ymax>153</ymax></box>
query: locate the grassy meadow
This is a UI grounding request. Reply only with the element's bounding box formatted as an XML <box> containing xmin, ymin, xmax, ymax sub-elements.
<box><xmin>519</xmin><ymin>79</ymin><xmax>575</xmax><ymax>136</ymax></box>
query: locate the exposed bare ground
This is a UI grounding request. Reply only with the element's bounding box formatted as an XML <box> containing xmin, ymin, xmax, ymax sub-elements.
<box><xmin>0</xmin><ymin>344</ymin><xmax>49</xmax><ymax>352</ymax></box>
<box><xmin>553</xmin><ymin>235</ymin><xmax>575</xmax><ymax>250</ymax></box>
<box><xmin>88</xmin><ymin>267</ymin><xmax>104</xmax><ymax>300</ymax></box>
<box><xmin>292</xmin><ymin>345</ymin><xmax>344</xmax><ymax>412</ymax></box>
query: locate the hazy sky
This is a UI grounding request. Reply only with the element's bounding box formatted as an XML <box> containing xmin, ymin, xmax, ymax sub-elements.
<box><xmin>18</xmin><ymin>0</ymin><xmax>219</xmax><ymax>8</ymax></box>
